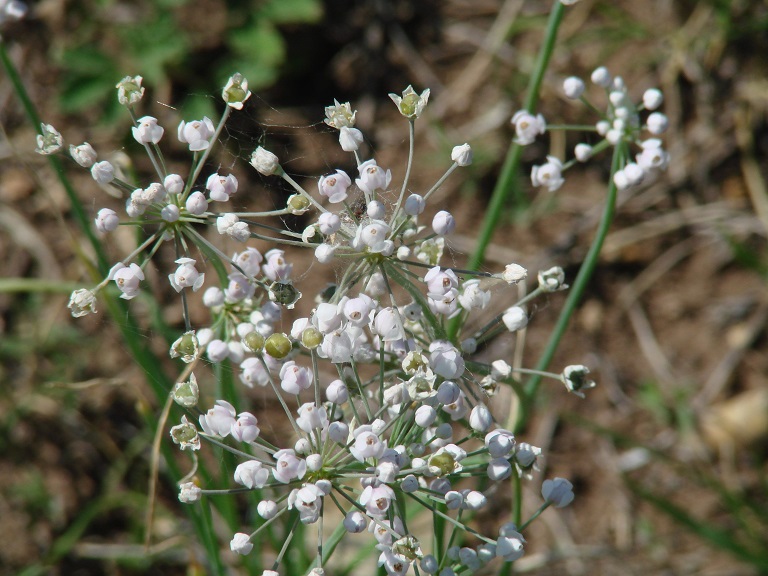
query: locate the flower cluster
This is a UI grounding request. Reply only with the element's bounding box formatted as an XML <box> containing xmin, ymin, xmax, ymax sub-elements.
<box><xmin>512</xmin><ymin>65</ymin><xmax>670</xmax><ymax>193</ymax></box>
<box><xmin>57</xmin><ymin>75</ymin><xmax>591</xmax><ymax>575</ymax></box>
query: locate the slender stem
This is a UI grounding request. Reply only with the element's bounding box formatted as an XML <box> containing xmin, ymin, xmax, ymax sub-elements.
<box><xmin>519</xmin><ymin>143</ymin><xmax>624</xmax><ymax>428</ymax></box>
<box><xmin>391</xmin><ymin>119</ymin><xmax>415</xmax><ymax>224</ymax></box>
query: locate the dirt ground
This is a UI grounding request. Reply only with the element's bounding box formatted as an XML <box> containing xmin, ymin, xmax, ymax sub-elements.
<box><xmin>1</xmin><ymin>0</ymin><xmax>767</xmax><ymax>575</ymax></box>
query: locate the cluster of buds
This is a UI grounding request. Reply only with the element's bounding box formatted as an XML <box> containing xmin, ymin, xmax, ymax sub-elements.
<box><xmin>54</xmin><ymin>75</ymin><xmax>594</xmax><ymax>575</ymax></box>
<box><xmin>511</xmin><ymin>65</ymin><xmax>670</xmax><ymax>193</ymax></box>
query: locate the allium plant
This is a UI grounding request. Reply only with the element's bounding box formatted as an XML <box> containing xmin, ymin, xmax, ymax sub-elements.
<box><xmin>46</xmin><ymin>70</ymin><xmax>617</xmax><ymax>574</ymax></box>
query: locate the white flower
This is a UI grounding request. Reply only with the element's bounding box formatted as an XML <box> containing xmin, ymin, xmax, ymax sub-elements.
<box><xmin>642</xmin><ymin>88</ymin><xmax>663</xmax><ymax>110</ymax></box>
<box><xmin>116</xmin><ymin>75</ymin><xmax>144</xmax><ymax>106</ymax></box>
<box><xmin>356</xmin><ymin>159</ymin><xmax>392</xmax><ymax>196</ymax></box>
<box><xmin>263</xmin><ymin>248</ymin><xmax>293</xmax><ymax>281</ymax></box>
<box><xmin>404</xmin><ymin>193</ymin><xmax>425</xmax><ymax>216</ymax></box>
<box><xmin>458</xmin><ymin>279</ymin><xmax>490</xmax><ymax>310</ymax></box>
<box><xmin>590</xmin><ymin>66</ymin><xmax>612</xmax><ymax>87</ymax></box>
<box><xmin>172</xmin><ymin>374</ymin><xmax>199</xmax><ymax>407</ymax></box>
<box><xmin>35</xmin><ymin>123</ymin><xmax>63</xmax><ymax>155</ymax></box>
<box><xmin>234</xmin><ymin>461</ymin><xmax>269</xmax><ymax>489</ymax></box>
<box><xmin>561</xmin><ymin>364</ymin><xmax>596</xmax><ymax>398</ymax></box>
<box><xmin>69</xmin><ymin>142</ymin><xmax>97</xmax><ymax>167</ymax></box>
<box><xmin>109</xmin><ymin>262</ymin><xmax>144</xmax><ymax>300</ymax></box>
<box><xmin>485</xmin><ymin>428</ymin><xmax>515</xmax><ymax>458</ymax></box>
<box><xmin>451</xmin><ymin>143</ymin><xmax>472</xmax><ymax>166</ymax></box>
<box><xmin>68</xmin><ymin>288</ymin><xmax>97</xmax><ymax>317</ymax></box>
<box><xmin>372</xmin><ymin>307</ymin><xmax>405</xmax><ymax>342</ymax></box>
<box><xmin>199</xmin><ymin>400</ymin><xmax>237</xmax><ymax>437</ymax></box>
<box><xmin>91</xmin><ymin>160</ymin><xmax>115</xmax><ymax>184</ymax></box>
<box><xmin>636</xmin><ymin>139</ymin><xmax>669</xmax><ymax>171</ymax></box>
<box><xmin>469</xmin><ymin>403</ymin><xmax>493</xmax><ymax>432</ymax></box>
<box><xmin>538</xmin><ymin>266</ymin><xmax>567</xmax><ymax>292</ymax></box>
<box><xmin>206</xmin><ymin>172</ymin><xmax>238</xmax><ymax>202</ymax></box>
<box><xmin>250</xmin><ymin>146</ymin><xmax>280</xmax><ymax>175</ymax></box>
<box><xmin>169</xmin><ymin>416</ymin><xmax>200</xmax><ymax>451</ymax></box>
<box><xmin>289</xmin><ymin>484</ymin><xmax>325</xmax><ymax>524</ymax></box>
<box><xmin>511</xmin><ymin>110</ymin><xmax>546</xmax><ymax>145</ymax></box>
<box><xmin>502</xmin><ymin>306</ymin><xmax>528</xmax><ymax>332</ymax></box>
<box><xmin>563</xmin><ymin>76</ymin><xmax>585</xmax><ymax>99</ymax></box>
<box><xmin>279</xmin><ymin>361</ymin><xmax>313</xmax><ymax>394</ymax></box>
<box><xmin>646</xmin><ymin>111</ymin><xmax>669</xmax><ymax>135</ymax></box>
<box><xmin>169</xmin><ymin>257</ymin><xmax>205</xmax><ymax>292</ymax></box>
<box><xmin>542</xmin><ymin>477</ymin><xmax>575</xmax><ymax>507</ymax></box>
<box><xmin>318</xmin><ymin>169</ymin><xmax>351</xmax><ymax>203</ymax></box>
<box><xmin>501</xmin><ymin>263</ymin><xmax>527</xmax><ymax>284</ymax></box>
<box><xmin>343</xmin><ymin>510</ymin><xmax>367</xmax><ymax>533</ymax></box>
<box><xmin>178</xmin><ymin>481</ymin><xmax>202</xmax><ymax>503</ymax></box>
<box><xmin>94</xmin><ymin>208</ymin><xmax>119</xmax><ymax>233</ymax></box>
<box><xmin>257</xmin><ymin>500</ymin><xmax>278</xmax><ymax>519</ymax></box>
<box><xmin>360</xmin><ymin>483</ymin><xmax>396</xmax><ymax>516</ymax></box>
<box><xmin>296</xmin><ymin>403</ymin><xmax>329</xmax><ymax>433</ymax></box>
<box><xmin>169</xmin><ymin>331</ymin><xmax>200</xmax><ymax>363</ymax></box>
<box><xmin>177</xmin><ymin>117</ymin><xmax>215</xmax><ymax>151</ymax></box>
<box><xmin>496</xmin><ymin>523</ymin><xmax>525</xmax><ymax>561</ymax></box>
<box><xmin>487</xmin><ymin>457</ymin><xmax>512</xmax><ymax>481</ymax></box>
<box><xmin>231</xmin><ymin>412</ymin><xmax>260</xmax><ymax>442</ymax></box>
<box><xmin>574</xmin><ymin>143</ymin><xmax>593</xmax><ymax>162</ymax></box>
<box><xmin>132</xmin><ymin>116</ymin><xmax>164</xmax><ymax>144</ymax></box>
<box><xmin>389</xmin><ymin>85</ymin><xmax>430</xmax><ymax>119</ymax></box>
<box><xmin>222</xmin><ymin>72</ymin><xmax>251</xmax><ymax>109</ymax></box>
<box><xmin>272</xmin><ymin>449</ymin><xmax>306</xmax><ymax>483</ymax></box>
<box><xmin>216</xmin><ymin>213</ymin><xmax>250</xmax><ymax>242</ymax></box>
<box><xmin>339</xmin><ymin>126</ymin><xmax>364</xmax><ymax>151</ymax></box>
<box><xmin>185</xmin><ymin>191</ymin><xmax>208</xmax><ymax>215</ymax></box>
<box><xmin>0</xmin><ymin>0</ymin><xmax>27</xmax><ymax>23</ymax></box>
<box><xmin>324</xmin><ymin>99</ymin><xmax>356</xmax><ymax>129</ymax></box>
<box><xmin>429</xmin><ymin>340</ymin><xmax>464</xmax><ymax>379</ymax></box>
<box><xmin>432</xmin><ymin>210</ymin><xmax>456</xmax><ymax>236</ymax></box>
<box><xmin>161</xmin><ymin>204</ymin><xmax>180</xmax><ymax>222</ymax></box>
<box><xmin>531</xmin><ymin>155</ymin><xmax>565</xmax><ymax>192</ymax></box>
<box><xmin>230</xmin><ymin>533</ymin><xmax>253</xmax><ymax>555</ymax></box>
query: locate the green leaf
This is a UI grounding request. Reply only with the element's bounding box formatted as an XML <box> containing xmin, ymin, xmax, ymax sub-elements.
<box><xmin>229</xmin><ymin>20</ymin><xmax>285</xmax><ymax>68</ymax></box>
<box><xmin>259</xmin><ymin>0</ymin><xmax>323</xmax><ymax>23</ymax></box>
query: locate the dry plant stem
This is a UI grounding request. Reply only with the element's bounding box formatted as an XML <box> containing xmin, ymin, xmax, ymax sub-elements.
<box><xmin>144</xmin><ymin>391</ymin><xmax>175</xmax><ymax>550</ymax></box>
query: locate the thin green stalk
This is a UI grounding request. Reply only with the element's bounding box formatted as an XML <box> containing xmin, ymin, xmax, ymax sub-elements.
<box><xmin>519</xmin><ymin>143</ymin><xmax>624</xmax><ymax>427</ymax></box>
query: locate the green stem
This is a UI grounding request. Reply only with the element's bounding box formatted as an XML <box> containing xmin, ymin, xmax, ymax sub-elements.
<box><xmin>519</xmin><ymin>143</ymin><xmax>624</xmax><ymax>428</ymax></box>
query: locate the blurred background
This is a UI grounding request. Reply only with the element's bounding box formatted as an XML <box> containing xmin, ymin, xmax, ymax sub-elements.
<box><xmin>1</xmin><ymin>0</ymin><xmax>767</xmax><ymax>574</ymax></box>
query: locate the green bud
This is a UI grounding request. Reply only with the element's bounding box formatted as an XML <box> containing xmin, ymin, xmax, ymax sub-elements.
<box><xmin>301</xmin><ymin>327</ymin><xmax>323</xmax><ymax>349</ymax></box>
<box><xmin>287</xmin><ymin>194</ymin><xmax>311</xmax><ymax>214</ymax></box>
<box><xmin>265</xmin><ymin>333</ymin><xmax>292</xmax><ymax>359</ymax></box>
<box><xmin>244</xmin><ymin>331</ymin><xmax>265</xmax><ymax>352</ymax></box>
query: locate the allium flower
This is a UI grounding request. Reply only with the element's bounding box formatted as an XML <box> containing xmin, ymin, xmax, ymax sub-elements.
<box><xmin>170</xmin><ymin>416</ymin><xmax>200</xmax><ymax>451</ymax></box>
<box><xmin>169</xmin><ymin>331</ymin><xmax>200</xmax><ymax>363</ymax></box>
<box><xmin>272</xmin><ymin>449</ymin><xmax>307</xmax><ymax>483</ymax></box>
<box><xmin>511</xmin><ymin>110</ymin><xmax>546</xmax><ymax>145</ymax></box>
<box><xmin>339</xmin><ymin>126</ymin><xmax>364</xmax><ymax>152</ymax></box>
<box><xmin>250</xmin><ymin>146</ymin><xmax>280</xmax><ymax>175</ymax></box>
<box><xmin>389</xmin><ymin>85</ymin><xmax>430</xmax><ymax>119</ymax></box>
<box><xmin>432</xmin><ymin>210</ymin><xmax>456</xmax><ymax>236</ymax></box>
<box><xmin>216</xmin><ymin>213</ymin><xmax>250</xmax><ymax>242</ymax></box>
<box><xmin>199</xmin><ymin>400</ymin><xmax>237</xmax><ymax>437</ymax></box>
<box><xmin>35</xmin><ymin>123</ymin><xmax>63</xmax><ymax>155</ymax></box>
<box><xmin>542</xmin><ymin>477</ymin><xmax>575</xmax><ymax>508</ymax></box>
<box><xmin>343</xmin><ymin>510</ymin><xmax>367</xmax><ymax>533</ymax></box>
<box><xmin>574</xmin><ymin>143</ymin><xmax>593</xmax><ymax>162</ymax></box>
<box><xmin>169</xmin><ymin>257</ymin><xmax>205</xmax><ymax>293</ymax></box>
<box><xmin>68</xmin><ymin>288</ymin><xmax>97</xmax><ymax>318</ymax></box>
<box><xmin>429</xmin><ymin>340</ymin><xmax>464</xmax><ymax>379</ymax></box>
<box><xmin>185</xmin><ymin>191</ymin><xmax>208</xmax><ymax>215</ymax></box>
<box><xmin>234</xmin><ymin>461</ymin><xmax>269</xmax><ymax>489</ymax></box>
<box><xmin>404</xmin><ymin>193</ymin><xmax>425</xmax><ymax>216</ymax></box>
<box><xmin>356</xmin><ymin>159</ymin><xmax>392</xmax><ymax>196</ymax></box>
<box><xmin>372</xmin><ymin>307</ymin><xmax>405</xmax><ymax>342</ymax></box>
<box><xmin>538</xmin><ymin>266</ymin><xmax>567</xmax><ymax>292</ymax></box>
<box><xmin>263</xmin><ymin>248</ymin><xmax>293</xmax><ymax>281</ymax></box>
<box><xmin>91</xmin><ymin>160</ymin><xmax>115</xmax><ymax>184</ymax></box>
<box><xmin>646</xmin><ymin>111</ymin><xmax>669</xmax><ymax>135</ymax></box>
<box><xmin>360</xmin><ymin>483</ymin><xmax>396</xmax><ymax>516</ymax></box>
<box><xmin>132</xmin><ymin>116</ymin><xmax>164</xmax><ymax>144</ymax></box>
<box><xmin>324</xmin><ymin>99</ymin><xmax>356</xmax><ymax>129</ymax></box>
<box><xmin>0</xmin><ymin>0</ymin><xmax>27</xmax><ymax>23</ymax></box>
<box><xmin>643</xmin><ymin>88</ymin><xmax>664</xmax><ymax>110</ymax></box>
<box><xmin>531</xmin><ymin>155</ymin><xmax>565</xmax><ymax>192</ymax></box>
<box><xmin>178</xmin><ymin>117</ymin><xmax>215</xmax><ymax>151</ymax></box>
<box><xmin>222</xmin><ymin>73</ymin><xmax>252</xmax><ymax>109</ymax></box>
<box><xmin>206</xmin><ymin>172</ymin><xmax>238</xmax><ymax>202</ymax></box>
<box><xmin>233</xmin><ymin>247</ymin><xmax>263</xmax><ymax>277</ymax></box>
<box><xmin>70</xmin><ymin>142</ymin><xmax>97</xmax><ymax>167</ymax></box>
<box><xmin>590</xmin><ymin>66</ymin><xmax>612</xmax><ymax>87</ymax></box>
<box><xmin>502</xmin><ymin>306</ymin><xmax>528</xmax><ymax>332</ymax></box>
<box><xmin>116</xmin><ymin>75</ymin><xmax>144</xmax><ymax>106</ymax></box>
<box><xmin>318</xmin><ymin>169</ymin><xmax>351</xmax><ymax>203</ymax></box>
<box><xmin>451</xmin><ymin>143</ymin><xmax>473</xmax><ymax>166</ymax></box>
<box><xmin>496</xmin><ymin>523</ymin><xmax>525</xmax><ymax>561</ymax></box>
<box><xmin>560</xmin><ymin>364</ymin><xmax>596</xmax><ymax>398</ymax></box>
<box><xmin>636</xmin><ymin>139</ymin><xmax>669</xmax><ymax>171</ymax></box>
<box><xmin>109</xmin><ymin>262</ymin><xmax>144</xmax><ymax>300</ymax></box>
<box><xmin>231</xmin><ymin>412</ymin><xmax>260</xmax><ymax>443</ymax></box>
<box><xmin>230</xmin><ymin>533</ymin><xmax>253</xmax><ymax>555</ymax></box>
<box><xmin>172</xmin><ymin>374</ymin><xmax>199</xmax><ymax>407</ymax></box>
<box><xmin>289</xmin><ymin>483</ymin><xmax>325</xmax><ymax>524</ymax></box>
<box><xmin>178</xmin><ymin>481</ymin><xmax>202</xmax><ymax>503</ymax></box>
<box><xmin>563</xmin><ymin>76</ymin><xmax>585</xmax><ymax>99</ymax></box>
<box><xmin>279</xmin><ymin>361</ymin><xmax>313</xmax><ymax>394</ymax></box>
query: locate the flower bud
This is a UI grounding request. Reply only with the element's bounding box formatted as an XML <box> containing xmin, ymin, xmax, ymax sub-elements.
<box><xmin>502</xmin><ymin>306</ymin><xmax>528</xmax><ymax>332</ymax></box>
<box><xmin>250</xmin><ymin>146</ymin><xmax>280</xmax><ymax>175</ymax></box>
<box><xmin>432</xmin><ymin>210</ymin><xmax>455</xmax><ymax>236</ymax></box>
<box><xmin>404</xmin><ymin>193</ymin><xmax>425</xmax><ymax>216</ymax></box>
<box><xmin>265</xmin><ymin>332</ymin><xmax>292</xmax><ymax>359</ymax></box>
<box><xmin>563</xmin><ymin>76</ymin><xmax>585</xmax><ymax>99</ymax></box>
<box><xmin>642</xmin><ymin>88</ymin><xmax>663</xmax><ymax>110</ymax></box>
<box><xmin>257</xmin><ymin>500</ymin><xmax>278</xmax><ymax>519</ymax></box>
<box><xmin>542</xmin><ymin>477</ymin><xmax>575</xmax><ymax>507</ymax></box>
<box><xmin>70</xmin><ymin>142</ymin><xmax>97</xmax><ymax>167</ymax></box>
<box><xmin>590</xmin><ymin>66</ymin><xmax>611</xmax><ymax>87</ymax></box>
<box><xmin>451</xmin><ymin>143</ymin><xmax>472</xmax><ymax>166</ymax></box>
